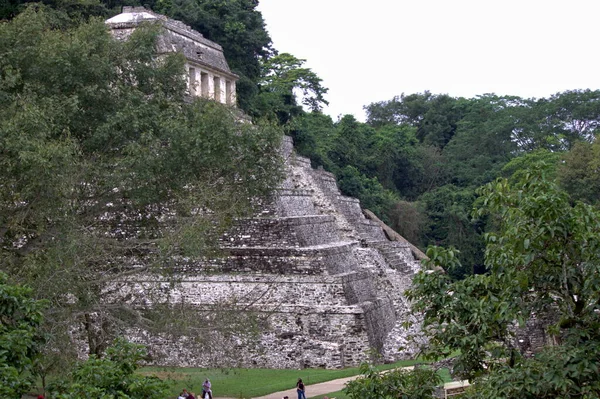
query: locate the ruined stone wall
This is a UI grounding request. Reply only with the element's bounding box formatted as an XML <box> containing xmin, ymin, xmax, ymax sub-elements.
<box><xmin>108</xmin><ymin>135</ymin><xmax>424</xmax><ymax>369</ymax></box>
<box><xmin>131</xmin><ymin>309</ymin><xmax>371</xmax><ymax>369</ymax></box>
<box><xmin>222</xmin><ymin>215</ymin><xmax>341</xmax><ymax>248</ymax></box>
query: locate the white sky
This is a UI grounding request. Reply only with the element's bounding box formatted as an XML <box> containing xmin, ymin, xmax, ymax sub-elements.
<box><xmin>257</xmin><ymin>0</ymin><xmax>600</xmax><ymax>121</ymax></box>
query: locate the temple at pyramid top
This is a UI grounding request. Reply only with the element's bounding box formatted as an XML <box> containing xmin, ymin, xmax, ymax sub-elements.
<box><xmin>106</xmin><ymin>7</ymin><xmax>238</xmax><ymax>105</ymax></box>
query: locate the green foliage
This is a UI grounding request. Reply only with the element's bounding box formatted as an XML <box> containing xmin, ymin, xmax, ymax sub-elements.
<box><xmin>500</xmin><ymin>149</ymin><xmax>561</xmax><ymax>181</ymax></box>
<box><xmin>418</xmin><ymin>186</ymin><xmax>484</xmax><ymax>276</ymax></box>
<box><xmin>463</xmin><ymin>342</ymin><xmax>600</xmax><ymax>399</ymax></box>
<box><xmin>0</xmin><ymin>0</ymin><xmax>108</xmax><ymax>22</ymax></box>
<box><xmin>365</xmin><ymin>92</ymin><xmax>467</xmax><ymax>149</ymax></box>
<box><xmin>328</xmin><ymin>115</ymin><xmax>373</xmax><ymax>172</ymax></box>
<box><xmin>48</xmin><ymin>338</ymin><xmax>169</xmax><ymax>399</ymax></box>
<box><xmin>388</xmin><ymin>201</ymin><xmax>424</xmax><ymax>247</ymax></box>
<box><xmin>409</xmin><ymin>249</ymin><xmax>521</xmax><ymax>377</ymax></box>
<box><xmin>343</xmin><ymin>363</ymin><xmax>441</xmax><ymax>399</ymax></box>
<box><xmin>474</xmin><ymin>165</ymin><xmax>600</xmax><ymax>334</ymax></box>
<box><xmin>337</xmin><ymin>166</ymin><xmax>397</xmax><ymax>220</ymax></box>
<box><xmin>289</xmin><ymin>111</ymin><xmax>336</xmax><ymax>168</ymax></box>
<box><xmin>409</xmin><ymin>166</ymin><xmax>600</xmax><ymax>395</ymax></box>
<box><xmin>257</xmin><ymin>53</ymin><xmax>328</xmax><ymax>124</ymax></box>
<box><xmin>558</xmin><ymin>138</ymin><xmax>600</xmax><ymax>205</ymax></box>
<box><xmin>0</xmin><ymin>273</ymin><xmax>46</xmax><ymax>399</ymax></box>
<box><xmin>442</xmin><ymin>95</ymin><xmax>518</xmax><ymax>188</ymax></box>
<box><xmin>509</xmin><ymin>90</ymin><xmax>600</xmax><ymax>152</ymax></box>
<box><xmin>367</xmin><ymin>124</ymin><xmax>425</xmax><ymax>198</ymax></box>
<box><xmin>0</xmin><ymin>6</ymin><xmax>282</xmax><ymax>368</ymax></box>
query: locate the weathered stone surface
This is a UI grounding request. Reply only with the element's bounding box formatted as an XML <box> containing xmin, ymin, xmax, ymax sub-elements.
<box><xmin>109</xmin><ymin>134</ymin><xmax>424</xmax><ymax>369</ymax></box>
<box><xmin>221</xmin><ymin>215</ymin><xmax>341</xmax><ymax>248</ymax></box>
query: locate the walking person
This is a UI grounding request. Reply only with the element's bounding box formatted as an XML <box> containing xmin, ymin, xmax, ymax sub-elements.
<box><xmin>296</xmin><ymin>378</ymin><xmax>306</xmax><ymax>399</ymax></box>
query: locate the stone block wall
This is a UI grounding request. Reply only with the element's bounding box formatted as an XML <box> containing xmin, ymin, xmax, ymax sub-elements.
<box><xmin>113</xmin><ymin>134</ymin><xmax>423</xmax><ymax>369</ymax></box>
<box><xmin>273</xmin><ymin>189</ymin><xmax>316</xmax><ymax>217</ymax></box>
<box><xmin>136</xmin><ymin>309</ymin><xmax>372</xmax><ymax>369</ymax></box>
<box><xmin>221</xmin><ymin>215</ymin><xmax>341</xmax><ymax>248</ymax></box>
<box><xmin>337</xmin><ymin>196</ymin><xmax>363</xmax><ymax>220</ymax></box>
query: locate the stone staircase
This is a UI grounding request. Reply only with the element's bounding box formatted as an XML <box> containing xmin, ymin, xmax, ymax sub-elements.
<box><xmin>121</xmin><ymin>135</ymin><xmax>423</xmax><ymax>369</ymax></box>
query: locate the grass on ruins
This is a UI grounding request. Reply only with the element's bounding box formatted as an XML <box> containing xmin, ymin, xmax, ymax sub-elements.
<box><xmin>140</xmin><ymin>359</ymin><xmax>424</xmax><ymax>399</ymax></box>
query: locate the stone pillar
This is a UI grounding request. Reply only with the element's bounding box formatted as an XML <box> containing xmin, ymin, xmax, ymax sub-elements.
<box><xmin>206</xmin><ymin>72</ymin><xmax>212</xmax><ymax>100</ymax></box>
<box><xmin>213</xmin><ymin>75</ymin><xmax>222</xmax><ymax>103</ymax></box>
<box><xmin>188</xmin><ymin>66</ymin><xmax>198</xmax><ymax>96</ymax></box>
<box><xmin>226</xmin><ymin>80</ymin><xmax>236</xmax><ymax>105</ymax></box>
<box><xmin>200</xmin><ymin>71</ymin><xmax>209</xmax><ymax>98</ymax></box>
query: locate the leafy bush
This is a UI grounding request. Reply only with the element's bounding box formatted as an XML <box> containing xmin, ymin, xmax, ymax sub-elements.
<box><xmin>48</xmin><ymin>338</ymin><xmax>169</xmax><ymax>399</ymax></box>
<box><xmin>0</xmin><ymin>273</ymin><xmax>46</xmax><ymax>399</ymax></box>
<box><xmin>343</xmin><ymin>364</ymin><xmax>441</xmax><ymax>399</ymax></box>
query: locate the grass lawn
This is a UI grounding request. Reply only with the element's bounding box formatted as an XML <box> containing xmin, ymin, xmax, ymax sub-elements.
<box><xmin>140</xmin><ymin>359</ymin><xmax>422</xmax><ymax>398</ymax></box>
<box><xmin>308</xmin><ymin>389</ymin><xmax>348</xmax><ymax>399</ymax></box>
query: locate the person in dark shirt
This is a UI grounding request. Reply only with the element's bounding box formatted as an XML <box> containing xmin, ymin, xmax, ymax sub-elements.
<box><xmin>296</xmin><ymin>378</ymin><xmax>306</xmax><ymax>399</ymax></box>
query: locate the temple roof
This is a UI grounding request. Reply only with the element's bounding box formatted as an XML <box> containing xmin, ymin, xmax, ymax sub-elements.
<box><xmin>105</xmin><ymin>10</ymin><xmax>157</xmax><ymax>24</ymax></box>
<box><xmin>106</xmin><ymin>7</ymin><xmax>238</xmax><ymax>79</ymax></box>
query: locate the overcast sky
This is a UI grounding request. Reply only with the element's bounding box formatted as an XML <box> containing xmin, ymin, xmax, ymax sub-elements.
<box><xmin>257</xmin><ymin>0</ymin><xmax>600</xmax><ymax>121</ymax></box>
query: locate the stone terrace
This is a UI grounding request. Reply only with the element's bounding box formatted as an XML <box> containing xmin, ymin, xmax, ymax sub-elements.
<box><xmin>119</xmin><ymin>136</ymin><xmax>423</xmax><ymax>369</ymax></box>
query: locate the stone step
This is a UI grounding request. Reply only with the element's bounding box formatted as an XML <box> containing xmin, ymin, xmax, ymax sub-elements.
<box><xmin>222</xmin><ymin>215</ymin><xmax>342</xmax><ymax>248</ymax></box>
<box><xmin>293</xmin><ymin>155</ymin><xmax>312</xmax><ymax>169</ymax></box>
<box><xmin>175</xmin><ymin>241</ymin><xmax>362</xmax><ymax>276</ymax></box>
<box><xmin>382</xmin><ymin>254</ymin><xmax>403</xmax><ymax>262</ymax></box>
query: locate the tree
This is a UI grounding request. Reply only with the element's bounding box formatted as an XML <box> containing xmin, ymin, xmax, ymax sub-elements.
<box><xmin>365</xmin><ymin>92</ymin><xmax>433</xmax><ymax>128</ymax></box>
<box><xmin>558</xmin><ymin>138</ymin><xmax>600</xmax><ymax>205</ymax></box>
<box><xmin>509</xmin><ymin>90</ymin><xmax>600</xmax><ymax>152</ymax></box>
<box><xmin>327</xmin><ymin>115</ymin><xmax>373</xmax><ymax>172</ymax></box>
<box><xmin>443</xmin><ymin>95</ymin><xmax>519</xmax><ymax>188</ymax></box>
<box><xmin>289</xmin><ymin>111</ymin><xmax>336</xmax><ymax>169</ymax></box>
<box><xmin>48</xmin><ymin>338</ymin><xmax>169</xmax><ymax>399</ymax></box>
<box><xmin>418</xmin><ymin>185</ymin><xmax>485</xmax><ymax>277</ymax></box>
<box><xmin>408</xmin><ymin>165</ymin><xmax>600</xmax><ymax>397</ymax></box>
<box><xmin>388</xmin><ymin>201</ymin><xmax>425</xmax><ymax>247</ymax></box>
<box><xmin>1</xmin><ymin>0</ymin><xmax>276</xmax><ymax>114</ymax></box>
<box><xmin>257</xmin><ymin>53</ymin><xmax>328</xmax><ymax>124</ymax></box>
<box><xmin>0</xmin><ymin>7</ymin><xmax>282</xmax><ymax>369</ymax></box>
<box><xmin>0</xmin><ymin>273</ymin><xmax>46</xmax><ymax>399</ymax></box>
<box><xmin>500</xmin><ymin>149</ymin><xmax>561</xmax><ymax>180</ymax></box>
<box><xmin>344</xmin><ymin>363</ymin><xmax>441</xmax><ymax>399</ymax></box>
<box><xmin>547</xmin><ymin>90</ymin><xmax>600</xmax><ymax>143</ymax></box>
<box><xmin>365</xmin><ymin>92</ymin><xmax>467</xmax><ymax>149</ymax></box>
<box><xmin>0</xmin><ymin>0</ymin><xmax>108</xmax><ymax>21</ymax></box>
<box><xmin>336</xmin><ymin>166</ymin><xmax>397</xmax><ymax>220</ymax></box>
<box><xmin>367</xmin><ymin>124</ymin><xmax>422</xmax><ymax>197</ymax></box>
<box><xmin>462</xmin><ymin>342</ymin><xmax>600</xmax><ymax>398</ymax></box>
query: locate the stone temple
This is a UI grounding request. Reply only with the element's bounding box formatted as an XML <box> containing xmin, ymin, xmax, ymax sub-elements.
<box><xmin>106</xmin><ymin>7</ymin><xmax>238</xmax><ymax>105</ymax></box>
<box><xmin>103</xmin><ymin>9</ymin><xmax>425</xmax><ymax>369</ymax></box>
